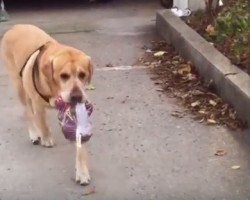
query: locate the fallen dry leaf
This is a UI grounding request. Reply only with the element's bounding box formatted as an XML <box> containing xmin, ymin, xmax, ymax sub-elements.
<box><xmin>171</xmin><ymin>111</ymin><xmax>184</xmax><ymax>118</ymax></box>
<box><xmin>190</xmin><ymin>90</ymin><xmax>204</xmax><ymax>96</ymax></box>
<box><xmin>214</xmin><ymin>149</ymin><xmax>226</xmax><ymax>156</ymax></box>
<box><xmin>206</xmin><ymin>24</ymin><xmax>215</xmax><ymax>36</ymax></box>
<box><xmin>209</xmin><ymin>113</ymin><xmax>216</xmax><ymax>120</ymax></box>
<box><xmin>231</xmin><ymin>165</ymin><xmax>240</xmax><ymax>170</ymax></box>
<box><xmin>82</xmin><ymin>186</ymin><xmax>96</xmax><ymax>196</ymax></box>
<box><xmin>199</xmin><ymin>118</ymin><xmax>205</xmax><ymax>123</ymax></box>
<box><xmin>154</xmin><ymin>81</ymin><xmax>161</xmax><ymax>85</ymax></box>
<box><xmin>209</xmin><ymin>99</ymin><xmax>217</xmax><ymax>106</ymax></box>
<box><xmin>154</xmin><ymin>51</ymin><xmax>166</xmax><ymax>57</ymax></box>
<box><xmin>85</xmin><ymin>85</ymin><xmax>96</xmax><ymax>90</ymax></box>
<box><xmin>198</xmin><ymin>110</ymin><xmax>206</xmax><ymax>114</ymax></box>
<box><xmin>207</xmin><ymin>119</ymin><xmax>217</xmax><ymax>124</ymax></box>
<box><xmin>156</xmin><ymin>88</ymin><xmax>164</xmax><ymax>92</ymax></box>
<box><xmin>177</xmin><ymin>64</ymin><xmax>192</xmax><ymax>75</ymax></box>
<box><xmin>137</xmin><ymin>40</ymin><xmax>247</xmax><ymax>130</ymax></box>
<box><xmin>229</xmin><ymin>110</ymin><xmax>236</xmax><ymax>120</ymax></box>
<box><xmin>191</xmin><ymin>101</ymin><xmax>200</xmax><ymax>107</ymax></box>
<box><xmin>106</xmin><ymin>63</ymin><xmax>114</xmax><ymax>68</ymax></box>
<box><xmin>186</xmin><ymin>73</ymin><xmax>197</xmax><ymax>81</ymax></box>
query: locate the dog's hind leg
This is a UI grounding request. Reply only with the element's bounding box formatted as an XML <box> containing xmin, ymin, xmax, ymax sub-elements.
<box><xmin>1</xmin><ymin>52</ymin><xmax>39</xmax><ymax>144</ymax></box>
<box><xmin>1</xmin><ymin>55</ymin><xmax>27</xmax><ymax>106</ymax></box>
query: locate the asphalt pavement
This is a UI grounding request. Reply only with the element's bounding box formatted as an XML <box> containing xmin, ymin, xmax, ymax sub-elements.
<box><xmin>1</xmin><ymin>1</ymin><xmax>250</xmax><ymax>199</ymax></box>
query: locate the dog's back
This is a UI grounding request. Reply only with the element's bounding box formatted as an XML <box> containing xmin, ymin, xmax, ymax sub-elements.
<box><xmin>1</xmin><ymin>24</ymin><xmax>56</xmax><ymax>105</ymax></box>
<box><xmin>1</xmin><ymin>24</ymin><xmax>56</xmax><ymax>72</ymax></box>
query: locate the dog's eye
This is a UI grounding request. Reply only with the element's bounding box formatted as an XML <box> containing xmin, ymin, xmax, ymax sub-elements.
<box><xmin>60</xmin><ymin>73</ymin><xmax>70</xmax><ymax>81</ymax></box>
<box><xmin>78</xmin><ymin>72</ymin><xmax>86</xmax><ymax>80</ymax></box>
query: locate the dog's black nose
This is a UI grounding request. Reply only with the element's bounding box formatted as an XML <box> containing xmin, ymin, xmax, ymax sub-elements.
<box><xmin>70</xmin><ymin>87</ymin><xmax>83</xmax><ymax>104</ymax></box>
<box><xmin>70</xmin><ymin>95</ymin><xmax>82</xmax><ymax>104</ymax></box>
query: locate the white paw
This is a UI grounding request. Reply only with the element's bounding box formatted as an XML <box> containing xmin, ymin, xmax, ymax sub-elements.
<box><xmin>29</xmin><ymin>129</ymin><xmax>40</xmax><ymax>145</ymax></box>
<box><xmin>76</xmin><ymin>165</ymin><xmax>91</xmax><ymax>185</ymax></box>
<box><xmin>40</xmin><ymin>135</ymin><xmax>54</xmax><ymax>147</ymax></box>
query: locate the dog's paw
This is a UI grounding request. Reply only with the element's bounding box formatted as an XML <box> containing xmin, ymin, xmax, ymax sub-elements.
<box><xmin>40</xmin><ymin>135</ymin><xmax>54</xmax><ymax>147</ymax></box>
<box><xmin>76</xmin><ymin>166</ymin><xmax>91</xmax><ymax>186</ymax></box>
<box><xmin>29</xmin><ymin>129</ymin><xmax>40</xmax><ymax>145</ymax></box>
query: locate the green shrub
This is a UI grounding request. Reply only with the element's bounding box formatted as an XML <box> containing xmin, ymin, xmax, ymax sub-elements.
<box><xmin>214</xmin><ymin>0</ymin><xmax>249</xmax><ymax>41</ymax></box>
<box><xmin>210</xmin><ymin>0</ymin><xmax>250</xmax><ymax>71</ymax></box>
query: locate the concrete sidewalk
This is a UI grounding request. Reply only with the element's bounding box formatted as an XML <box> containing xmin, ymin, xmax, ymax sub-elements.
<box><xmin>1</xmin><ymin>1</ymin><xmax>250</xmax><ymax>199</ymax></box>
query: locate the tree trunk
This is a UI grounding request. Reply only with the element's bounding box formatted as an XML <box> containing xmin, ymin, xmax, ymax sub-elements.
<box><xmin>205</xmin><ymin>0</ymin><xmax>220</xmax><ymax>24</ymax></box>
<box><xmin>247</xmin><ymin>0</ymin><xmax>250</xmax><ymax>73</ymax></box>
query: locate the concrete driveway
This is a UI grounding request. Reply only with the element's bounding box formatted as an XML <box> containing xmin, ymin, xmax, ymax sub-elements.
<box><xmin>1</xmin><ymin>1</ymin><xmax>250</xmax><ymax>199</ymax></box>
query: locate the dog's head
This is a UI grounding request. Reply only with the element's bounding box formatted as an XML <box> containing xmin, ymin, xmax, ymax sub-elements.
<box><xmin>41</xmin><ymin>46</ymin><xmax>93</xmax><ymax>105</ymax></box>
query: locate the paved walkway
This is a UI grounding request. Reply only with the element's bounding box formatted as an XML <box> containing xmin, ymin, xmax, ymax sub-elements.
<box><xmin>0</xmin><ymin>1</ymin><xmax>250</xmax><ymax>199</ymax></box>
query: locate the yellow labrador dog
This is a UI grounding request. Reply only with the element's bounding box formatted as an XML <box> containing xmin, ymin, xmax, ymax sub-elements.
<box><xmin>1</xmin><ymin>24</ymin><xmax>93</xmax><ymax>185</ymax></box>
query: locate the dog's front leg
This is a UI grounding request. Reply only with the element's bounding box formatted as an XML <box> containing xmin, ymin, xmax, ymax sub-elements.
<box><xmin>24</xmin><ymin>98</ymin><xmax>40</xmax><ymax>145</ymax></box>
<box><xmin>75</xmin><ymin>144</ymin><xmax>91</xmax><ymax>185</ymax></box>
<box><xmin>32</xmin><ymin>101</ymin><xmax>54</xmax><ymax>147</ymax></box>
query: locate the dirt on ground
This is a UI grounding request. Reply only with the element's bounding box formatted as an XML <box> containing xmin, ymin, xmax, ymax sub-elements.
<box><xmin>138</xmin><ymin>41</ymin><xmax>247</xmax><ymax>131</ymax></box>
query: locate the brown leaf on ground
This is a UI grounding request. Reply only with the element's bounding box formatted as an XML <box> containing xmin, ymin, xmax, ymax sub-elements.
<box><xmin>231</xmin><ymin>165</ymin><xmax>240</xmax><ymax>170</ymax></box>
<box><xmin>156</xmin><ymin>88</ymin><xmax>164</xmax><ymax>92</ymax></box>
<box><xmin>137</xmin><ymin>41</ymin><xmax>247</xmax><ymax>131</ymax></box>
<box><xmin>177</xmin><ymin>64</ymin><xmax>192</xmax><ymax>75</ymax></box>
<box><xmin>85</xmin><ymin>85</ymin><xmax>96</xmax><ymax>90</ymax></box>
<box><xmin>82</xmin><ymin>186</ymin><xmax>96</xmax><ymax>196</ymax></box>
<box><xmin>106</xmin><ymin>63</ymin><xmax>114</xmax><ymax>68</ymax></box>
<box><xmin>206</xmin><ymin>24</ymin><xmax>215</xmax><ymax>36</ymax></box>
<box><xmin>207</xmin><ymin>118</ymin><xmax>217</xmax><ymax>124</ymax></box>
<box><xmin>171</xmin><ymin>111</ymin><xmax>185</xmax><ymax>118</ymax></box>
<box><xmin>214</xmin><ymin>149</ymin><xmax>226</xmax><ymax>156</ymax></box>
<box><xmin>198</xmin><ymin>110</ymin><xmax>207</xmax><ymax>114</ymax></box>
<box><xmin>209</xmin><ymin>99</ymin><xmax>217</xmax><ymax>106</ymax></box>
<box><xmin>191</xmin><ymin>101</ymin><xmax>201</xmax><ymax>107</ymax></box>
<box><xmin>154</xmin><ymin>51</ymin><xmax>166</xmax><ymax>57</ymax></box>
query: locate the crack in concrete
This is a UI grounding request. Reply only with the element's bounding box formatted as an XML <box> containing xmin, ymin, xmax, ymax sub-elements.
<box><xmin>224</xmin><ymin>72</ymin><xmax>238</xmax><ymax>77</ymax></box>
<box><xmin>95</xmin><ymin>65</ymin><xmax>148</xmax><ymax>71</ymax></box>
<box><xmin>49</xmin><ymin>29</ymin><xmax>96</xmax><ymax>35</ymax></box>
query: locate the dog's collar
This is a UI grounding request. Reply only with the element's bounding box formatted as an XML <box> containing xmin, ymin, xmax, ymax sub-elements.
<box><xmin>19</xmin><ymin>43</ymin><xmax>51</xmax><ymax>103</ymax></box>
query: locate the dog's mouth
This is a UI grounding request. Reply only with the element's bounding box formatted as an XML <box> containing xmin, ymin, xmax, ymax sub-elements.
<box><xmin>69</xmin><ymin>94</ymin><xmax>88</xmax><ymax>107</ymax></box>
<box><xmin>70</xmin><ymin>94</ymin><xmax>83</xmax><ymax>105</ymax></box>
<box><xmin>70</xmin><ymin>98</ymin><xmax>83</xmax><ymax>106</ymax></box>
<box><xmin>60</xmin><ymin>86</ymin><xmax>88</xmax><ymax>107</ymax></box>
<box><xmin>63</xmin><ymin>86</ymin><xmax>85</xmax><ymax>106</ymax></box>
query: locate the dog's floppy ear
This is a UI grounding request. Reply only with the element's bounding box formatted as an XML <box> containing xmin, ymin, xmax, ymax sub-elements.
<box><xmin>41</xmin><ymin>56</ymin><xmax>54</xmax><ymax>82</ymax></box>
<box><xmin>38</xmin><ymin>42</ymin><xmax>55</xmax><ymax>81</ymax></box>
<box><xmin>40</xmin><ymin>56</ymin><xmax>58</xmax><ymax>95</ymax></box>
<box><xmin>87</xmin><ymin>56</ymin><xmax>93</xmax><ymax>84</ymax></box>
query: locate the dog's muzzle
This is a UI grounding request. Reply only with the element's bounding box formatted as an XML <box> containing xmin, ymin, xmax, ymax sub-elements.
<box><xmin>70</xmin><ymin>87</ymin><xmax>83</xmax><ymax>105</ymax></box>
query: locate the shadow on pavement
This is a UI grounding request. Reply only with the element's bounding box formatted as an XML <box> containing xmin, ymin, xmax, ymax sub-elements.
<box><xmin>4</xmin><ymin>0</ymin><xmax>158</xmax><ymax>11</ymax></box>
